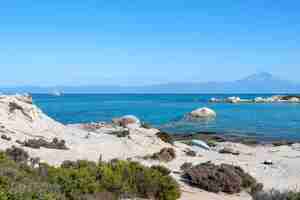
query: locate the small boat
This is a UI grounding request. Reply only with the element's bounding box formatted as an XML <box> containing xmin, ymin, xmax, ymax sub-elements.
<box><xmin>51</xmin><ymin>90</ymin><xmax>62</xmax><ymax>96</ymax></box>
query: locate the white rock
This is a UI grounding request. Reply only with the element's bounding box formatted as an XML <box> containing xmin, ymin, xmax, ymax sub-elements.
<box><xmin>189</xmin><ymin>107</ymin><xmax>216</xmax><ymax>118</ymax></box>
<box><xmin>191</xmin><ymin>140</ymin><xmax>210</xmax><ymax>150</ymax></box>
<box><xmin>288</xmin><ymin>97</ymin><xmax>300</xmax><ymax>103</ymax></box>
<box><xmin>226</xmin><ymin>96</ymin><xmax>241</xmax><ymax>103</ymax></box>
<box><xmin>254</xmin><ymin>97</ymin><xmax>265</xmax><ymax>103</ymax></box>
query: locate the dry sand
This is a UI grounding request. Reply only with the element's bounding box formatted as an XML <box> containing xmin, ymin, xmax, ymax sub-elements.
<box><xmin>1</xmin><ymin>95</ymin><xmax>300</xmax><ymax>200</ymax></box>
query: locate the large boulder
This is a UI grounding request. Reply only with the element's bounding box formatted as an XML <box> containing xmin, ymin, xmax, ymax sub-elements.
<box><xmin>188</xmin><ymin>107</ymin><xmax>216</xmax><ymax>119</ymax></box>
<box><xmin>112</xmin><ymin>115</ymin><xmax>141</xmax><ymax>128</ymax></box>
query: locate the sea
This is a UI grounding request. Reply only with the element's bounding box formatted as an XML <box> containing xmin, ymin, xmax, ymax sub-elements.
<box><xmin>32</xmin><ymin>94</ymin><xmax>300</xmax><ymax>141</ymax></box>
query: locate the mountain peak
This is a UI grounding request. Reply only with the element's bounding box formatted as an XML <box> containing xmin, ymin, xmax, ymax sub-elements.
<box><xmin>241</xmin><ymin>72</ymin><xmax>277</xmax><ymax>82</ymax></box>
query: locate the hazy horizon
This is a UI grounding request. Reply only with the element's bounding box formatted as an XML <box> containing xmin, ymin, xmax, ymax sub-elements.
<box><xmin>1</xmin><ymin>1</ymin><xmax>300</xmax><ymax>86</ymax></box>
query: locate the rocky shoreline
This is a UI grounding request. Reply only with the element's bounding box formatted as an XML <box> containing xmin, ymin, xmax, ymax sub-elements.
<box><xmin>209</xmin><ymin>95</ymin><xmax>300</xmax><ymax>103</ymax></box>
<box><xmin>0</xmin><ymin>95</ymin><xmax>300</xmax><ymax>200</ymax></box>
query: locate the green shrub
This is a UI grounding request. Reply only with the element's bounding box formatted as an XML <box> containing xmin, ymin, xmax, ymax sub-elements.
<box><xmin>151</xmin><ymin>165</ymin><xmax>171</xmax><ymax>176</ymax></box>
<box><xmin>0</xmin><ymin>148</ymin><xmax>181</xmax><ymax>200</ymax></box>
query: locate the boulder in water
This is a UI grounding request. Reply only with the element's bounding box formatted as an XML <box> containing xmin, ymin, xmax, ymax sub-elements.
<box><xmin>226</xmin><ymin>96</ymin><xmax>241</xmax><ymax>103</ymax></box>
<box><xmin>188</xmin><ymin>107</ymin><xmax>216</xmax><ymax>119</ymax></box>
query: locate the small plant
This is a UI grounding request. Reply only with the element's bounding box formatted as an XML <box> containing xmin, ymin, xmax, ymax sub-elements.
<box><xmin>180</xmin><ymin>162</ymin><xmax>193</xmax><ymax>172</ymax></box>
<box><xmin>1</xmin><ymin>135</ymin><xmax>11</xmax><ymax>141</ymax></box>
<box><xmin>109</xmin><ymin>130</ymin><xmax>130</xmax><ymax>138</ymax></box>
<box><xmin>207</xmin><ymin>140</ymin><xmax>217</xmax><ymax>147</ymax></box>
<box><xmin>0</xmin><ymin>147</ymin><xmax>181</xmax><ymax>200</ymax></box>
<box><xmin>150</xmin><ymin>148</ymin><xmax>176</xmax><ymax>162</ymax></box>
<box><xmin>185</xmin><ymin>150</ymin><xmax>197</xmax><ymax>157</ymax></box>
<box><xmin>5</xmin><ymin>146</ymin><xmax>29</xmax><ymax>163</ymax></box>
<box><xmin>22</xmin><ymin>138</ymin><xmax>68</xmax><ymax>150</ymax></box>
<box><xmin>156</xmin><ymin>132</ymin><xmax>174</xmax><ymax>144</ymax></box>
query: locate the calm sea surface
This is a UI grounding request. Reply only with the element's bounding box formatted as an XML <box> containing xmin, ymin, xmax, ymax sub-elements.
<box><xmin>32</xmin><ymin>94</ymin><xmax>300</xmax><ymax>140</ymax></box>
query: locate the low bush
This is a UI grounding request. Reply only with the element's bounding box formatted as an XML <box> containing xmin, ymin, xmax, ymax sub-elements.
<box><xmin>150</xmin><ymin>148</ymin><xmax>176</xmax><ymax>162</ymax></box>
<box><xmin>5</xmin><ymin>146</ymin><xmax>29</xmax><ymax>163</ymax></box>
<box><xmin>23</xmin><ymin>138</ymin><xmax>68</xmax><ymax>150</ymax></box>
<box><xmin>182</xmin><ymin>162</ymin><xmax>260</xmax><ymax>194</ymax></box>
<box><xmin>185</xmin><ymin>150</ymin><xmax>197</xmax><ymax>157</ymax></box>
<box><xmin>180</xmin><ymin>162</ymin><xmax>193</xmax><ymax>172</ymax></box>
<box><xmin>109</xmin><ymin>130</ymin><xmax>130</xmax><ymax>138</ymax></box>
<box><xmin>0</xmin><ymin>147</ymin><xmax>181</xmax><ymax>200</ymax></box>
<box><xmin>1</xmin><ymin>135</ymin><xmax>11</xmax><ymax>141</ymax></box>
<box><xmin>252</xmin><ymin>189</ymin><xmax>300</xmax><ymax>200</ymax></box>
<box><xmin>151</xmin><ymin>165</ymin><xmax>171</xmax><ymax>176</ymax></box>
<box><xmin>156</xmin><ymin>132</ymin><xmax>174</xmax><ymax>144</ymax></box>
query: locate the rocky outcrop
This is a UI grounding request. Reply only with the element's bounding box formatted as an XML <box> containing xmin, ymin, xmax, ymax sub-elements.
<box><xmin>112</xmin><ymin>115</ymin><xmax>141</xmax><ymax>128</ymax></box>
<box><xmin>226</xmin><ymin>96</ymin><xmax>241</xmax><ymax>103</ymax></box>
<box><xmin>211</xmin><ymin>95</ymin><xmax>300</xmax><ymax>104</ymax></box>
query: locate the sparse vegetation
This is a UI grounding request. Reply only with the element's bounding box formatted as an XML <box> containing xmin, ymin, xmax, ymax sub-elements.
<box><xmin>180</xmin><ymin>162</ymin><xmax>193</xmax><ymax>172</ymax></box>
<box><xmin>109</xmin><ymin>130</ymin><xmax>130</xmax><ymax>138</ymax></box>
<box><xmin>185</xmin><ymin>150</ymin><xmax>197</xmax><ymax>157</ymax></box>
<box><xmin>141</xmin><ymin>122</ymin><xmax>152</xmax><ymax>129</ymax></box>
<box><xmin>0</xmin><ymin>147</ymin><xmax>181</xmax><ymax>200</ymax></box>
<box><xmin>252</xmin><ymin>189</ymin><xmax>300</xmax><ymax>200</ymax></box>
<box><xmin>22</xmin><ymin>138</ymin><xmax>68</xmax><ymax>150</ymax></box>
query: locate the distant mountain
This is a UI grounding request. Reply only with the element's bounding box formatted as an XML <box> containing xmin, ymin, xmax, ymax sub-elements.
<box><xmin>2</xmin><ymin>72</ymin><xmax>300</xmax><ymax>94</ymax></box>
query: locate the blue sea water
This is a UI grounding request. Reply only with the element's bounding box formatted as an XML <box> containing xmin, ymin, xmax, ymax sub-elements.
<box><xmin>32</xmin><ymin>94</ymin><xmax>300</xmax><ymax>140</ymax></box>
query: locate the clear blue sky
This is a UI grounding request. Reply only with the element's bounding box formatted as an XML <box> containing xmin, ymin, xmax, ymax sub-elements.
<box><xmin>1</xmin><ymin>0</ymin><xmax>299</xmax><ymax>86</ymax></box>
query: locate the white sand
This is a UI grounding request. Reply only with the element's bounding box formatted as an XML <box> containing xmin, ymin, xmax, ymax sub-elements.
<box><xmin>1</xmin><ymin>95</ymin><xmax>300</xmax><ymax>200</ymax></box>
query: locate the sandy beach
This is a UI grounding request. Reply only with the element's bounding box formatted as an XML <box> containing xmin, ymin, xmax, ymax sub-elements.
<box><xmin>1</xmin><ymin>95</ymin><xmax>300</xmax><ymax>200</ymax></box>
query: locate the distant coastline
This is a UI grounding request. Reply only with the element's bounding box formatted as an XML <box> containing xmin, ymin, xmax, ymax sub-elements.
<box><xmin>2</xmin><ymin>72</ymin><xmax>300</xmax><ymax>94</ymax></box>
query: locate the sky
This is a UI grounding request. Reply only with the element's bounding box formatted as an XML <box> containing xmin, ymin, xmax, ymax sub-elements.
<box><xmin>0</xmin><ymin>0</ymin><xmax>299</xmax><ymax>86</ymax></box>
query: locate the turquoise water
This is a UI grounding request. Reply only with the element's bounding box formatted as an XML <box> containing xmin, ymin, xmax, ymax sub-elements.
<box><xmin>32</xmin><ymin>94</ymin><xmax>300</xmax><ymax>140</ymax></box>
